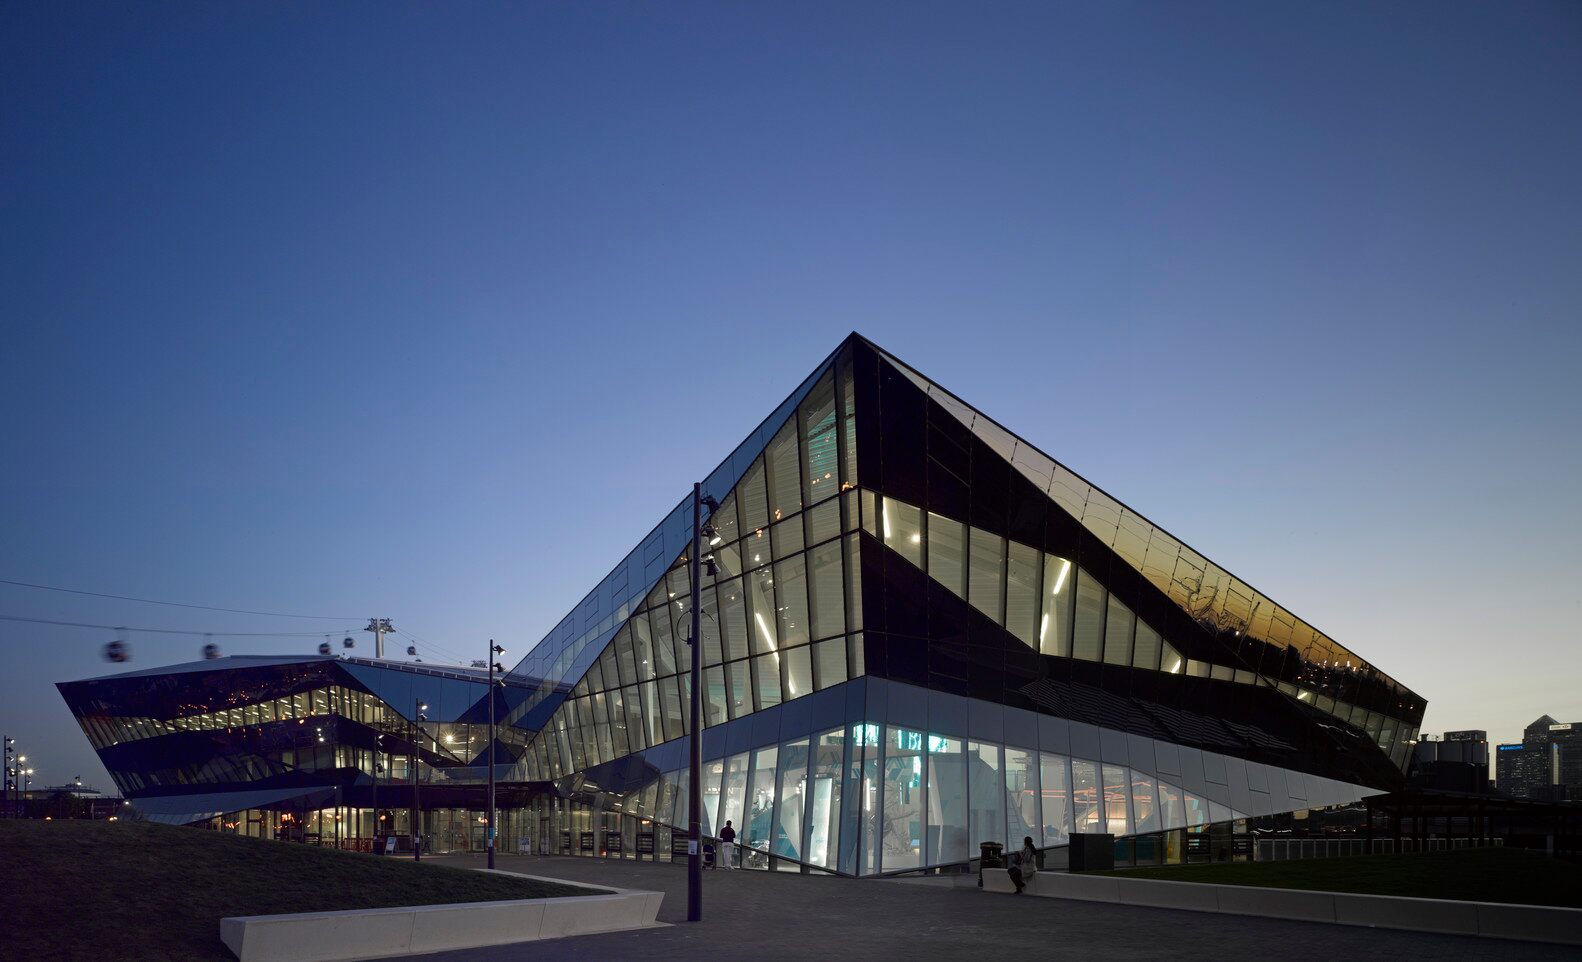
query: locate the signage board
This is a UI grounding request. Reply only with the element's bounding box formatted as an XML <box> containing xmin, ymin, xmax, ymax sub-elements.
<box><xmin>579</xmin><ymin>831</ymin><xmax>595</xmax><ymax>853</ymax></box>
<box><xmin>604</xmin><ymin>830</ymin><xmax>623</xmax><ymax>853</ymax></box>
<box><xmin>636</xmin><ymin>831</ymin><xmax>655</xmax><ymax>854</ymax></box>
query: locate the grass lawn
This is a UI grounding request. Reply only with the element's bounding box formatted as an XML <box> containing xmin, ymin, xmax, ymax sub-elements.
<box><xmin>1101</xmin><ymin>846</ymin><xmax>1582</xmax><ymax>908</ymax></box>
<box><xmin>2</xmin><ymin>819</ymin><xmax>604</xmax><ymax>962</ymax></box>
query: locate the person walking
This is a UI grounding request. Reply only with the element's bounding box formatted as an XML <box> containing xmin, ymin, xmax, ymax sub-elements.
<box><xmin>718</xmin><ymin>820</ymin><xmax>737</xmax><ymax>870</ymax></box>
<box><xmin>1007</xmin><ymin>836</ymin><xmax>1038</xmax><ymax>893</ymax></box>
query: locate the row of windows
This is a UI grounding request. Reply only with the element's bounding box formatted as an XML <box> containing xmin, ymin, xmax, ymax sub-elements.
<box><xmin>868</xmin><ymin>491</ymin><xmax>1415</xmax><ymax>763</ymax></box>
<box><xmin>884</xmin><ymin>350</ymin><xmax>1417</xmax><ymax>713</ymax></box>
<box><xmin>77</xmin><ymin>686</ymin><xmax>387</xmax><ymax>750</ymax></box>
<box><xmin>517</xmin><ymin>352</ymin><xmax>860</xmax><ymax>712</ymax></box>
<box><xmin>521</xmin><ymin>633</ymin><xmax>867</xmax><ymax>781</ymax></box>
<box><xmin>605</xmin><ymin>723</ymin><xmax>1255</xmax><ymax>876</ymax></box>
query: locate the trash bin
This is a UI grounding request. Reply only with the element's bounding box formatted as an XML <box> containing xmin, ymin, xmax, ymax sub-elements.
<box><xmin>977</xmin><ymin>841</ymin><xmax>1005</xmax><ymax>887</ymax></box>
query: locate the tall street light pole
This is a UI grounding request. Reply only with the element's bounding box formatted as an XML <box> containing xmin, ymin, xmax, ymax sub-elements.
<box><xmin>686</xmin><ymin>484</ymin><xmax>720</xmax><ymax>923</ymax></box>
<box><xmin>412</xmin><ymin>700</ymin><xmax>427</xmax><ymax>861</ymax></box>
<box><xmin>487</xmin><ymin>640</ymin><xmax>505</xmax><ymax>870</ymax></box>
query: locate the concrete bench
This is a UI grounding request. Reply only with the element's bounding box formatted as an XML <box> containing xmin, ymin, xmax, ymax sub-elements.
<box><xmin>982</xmin><ymin>868</ymin><xmax>1052</xmax><ymax>895</ymax></box>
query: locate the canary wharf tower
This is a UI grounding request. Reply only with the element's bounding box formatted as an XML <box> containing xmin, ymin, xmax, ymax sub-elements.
<box><xmin>60</xmin><ymin>334</ymin><xmax>1424</xmax><ymax>874</ymax></box>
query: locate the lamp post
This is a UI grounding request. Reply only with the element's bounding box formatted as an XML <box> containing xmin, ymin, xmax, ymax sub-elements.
<box><xmin>686</xmin><ymin>484</ymin><xmax>721</xmax><ymax>923</ymax></box>
<box><xmin>486</xmin><ymin>641</ymin><xmax>506</xmax><ymax>869</ymax></box>
<box><xmin>373</xmin><ymin>734</ymin><xmax>384</xmax><ymax>852</ymax></box>
<box><xmin>412</xmin><ymin>700</ymin><xmax>427</xmax><ymax>861</ymax></box>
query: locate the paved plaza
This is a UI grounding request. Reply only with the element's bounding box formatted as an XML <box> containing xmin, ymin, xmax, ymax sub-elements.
<box><xmin>414</xmin><ymin>854</ymin><xmax>1572</xmax><ymax>961</ymax></box>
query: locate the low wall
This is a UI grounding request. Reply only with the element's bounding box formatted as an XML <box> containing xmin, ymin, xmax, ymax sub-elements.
<box><xmin>981</xmin><ymin>869</ymin><xmax>1581</xmax><ymax>945</ymax></box>
<box><xmin>221</xmin><ymin>876</ymin><xmax>663</xmax><ymax>962</ymax></box>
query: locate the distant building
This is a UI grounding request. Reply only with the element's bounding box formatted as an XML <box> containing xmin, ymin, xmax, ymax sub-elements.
<box><xmin>1410</xmin><ymin>729</ymin><xmax>1489</xmax><ymax>793</ymax></box>
<box><xmin>1494</xmin><ymin>715</ymin><xmax>1581</xmax><ymax>801</ymax></box>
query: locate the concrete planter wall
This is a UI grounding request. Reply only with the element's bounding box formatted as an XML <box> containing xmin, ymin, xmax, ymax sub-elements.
<box><xmin>221</xmin><ymin>876</ymin><xmax>663</xmax><ymax>962</ymax></box>
<box><xmin>981</xmin><ymin>869</ymin><xmax>1581</xmax><ymax>946</ymax></box>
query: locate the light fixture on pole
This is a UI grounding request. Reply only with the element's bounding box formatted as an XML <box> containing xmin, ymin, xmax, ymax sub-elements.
<box><xmin>686</xmin><ymin>486</ymin><xmax>720</xmax><ymax>923</ymax></box>
<box><xmin>487</xmin><ymin>640</ymin><xmax>505</xmax><ymax>870</ymax></box>
<box><xmin>412</xmin><ymin>700</ymin><xmax>427</xmax><ymax>861</ymax></box>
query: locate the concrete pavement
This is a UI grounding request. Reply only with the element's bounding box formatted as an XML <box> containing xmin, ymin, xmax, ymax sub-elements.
<box><xmin>409</xmin><ymin>854</ymin><xmax>1573</xmax><ymax>961</ymax></box>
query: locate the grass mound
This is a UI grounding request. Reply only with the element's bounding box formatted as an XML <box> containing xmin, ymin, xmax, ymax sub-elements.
<box><xmin>2</xmin><ymin>818</ymin><xmax>602</xmax><ymax>961</ymax></box>
<box><xmin>1104</xmin><ymin>845</ymin><xmax>1582</xmax><ymax>907</ymax></box>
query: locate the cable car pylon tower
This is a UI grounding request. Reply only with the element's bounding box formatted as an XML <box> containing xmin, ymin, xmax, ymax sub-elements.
<box><xmin>364</xmin><ymin>618</ymin><xmax>395</xmax><ymax>658</ymax></box>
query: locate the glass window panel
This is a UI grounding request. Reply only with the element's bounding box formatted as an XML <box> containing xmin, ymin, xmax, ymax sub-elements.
<box><xmin>640</xmin><ymin>680</ymin><xmax>663</xmax><ymax>747</ymax></box>
<box><xmin>1132</xmin><ymin>620</ymin><xmax>1162</xmax><ymax>672</ymax></box>
<box><xmin>860</xmin><ymin>489</ymin><xmax>877</xmax><ymax>538</ymax></box>
<box><xmin>771</xmin><ymin>517</ymin><xmax>805</xmax><ymax>558</ymax></box>
<box><xmin>844</xmin><ymin>533</ymin><xmax>863</xmax><ymax>634</ymax></box>
<box><xmin>927</xmin><ymin>734</ymin><xmax>969</xmax><ymax>865</ymax></box>
<box><xmin>703</xmin><ymin>665</ymin><xmax>727</xmax><ymax>727</ymax></box>
<box><xmin>718</xmin><ymin>578</ymin><xmax>749</xmax><ymax>661</ymax></box>
<box><xmin>927</xmin><ymin>512</ymin><xmax>967</xmax><ymax>599</ymax></box>
<box><xmin>1103</xmin><ymin>594</ymin><xmax>1135</xmax><ymax>666</ymax></box>
<box><xmin>805</xmin><ymin>498</ymin><xmax>841</xmax><ymax>546</ymax></box>
<box><xmin>746</xmin><ymin>746</ymin><xmax>779</xmax><ymax>868</ymax></box>
<box><xmin>968</xmin><ymin>529</ymin><xmax>1006</xmax><ymax>624</ymax></box>
<box><xmin>623</xmin><ymin>685</ymin><xmax>645</xmax><ymax>751</ymax></box>
<box><xmin>725</xmin><ymin>660</ymin><xmax>751</xmax><ymax>720</ymax></box>
<box><xmin>1131</xmin><ymin>771</ymin><xmax>1160</xmax><ymax>834</ymax></box>
<box><xmin>775</xmin><ymin>555</ymin><xmax>811</xmax><ymax>649</ymax></box>
<box><xmin>813</xmin><ymin>637</ymin><xmax>847</xmax><ymax>690</ymax></box>
<box><xmin>882</xmin><ymin>727</ymin><xmax>925</xmax><ymax>871</ymax></box>
<box><xmin>837</xmin><ymin>350</ymin><xmax>858</xmax><ymax>487</ymax></box>
<box><xmin>1071</xmin><ymin>758</ymin><xmax>1102</xmax><ymax>834</ymax></box>
<box><xmin>711</xmin><ymin>491</ymin><xmax>741</xmax><ymax>546</ymax></box>
<box><xmin>765</xmin><ymin>420</ymin><xmax>802</xmax><ymax>524</ymax></box>
<box><xmin>613</xmin><ymin>625</ymin><xmax>637</xmax><ymax>687</ymax></box>
<box><xmin>737</xmin><ymin>457</ymin><xmax>769</xmax><ymax>534</ymax></box>
<box><xmin>753</xmin><ymin>653</ymin><xmax>782</xmax><ymax>710</ymax></box>
<box><xmin>968</xmin><ymin>741</ymin><xmax>1005</xmax><ymax>848</ymax></box>
<box><xmin>700</xmin><ymin>584</ymin><xmax>724</xmax><ymax>667</ymax></box>
<box><xmin>1072</xmin><ymin>568</ymin><xmax>1105</xmax><ymax>662</ymax></box>
<box><xmin>743</xmin><ymin>528</ymin><xmax>770</xmax><ymax>569</ymax></box>
<box><xmin>807</xmin><ymin>729</ymin><xmax>844</xmax><ymax>869</ymax></box>
<box><xmin>631</xmin><ymin>614</ymin><xmax>656</xmax><ymax>682</ymax></box>
<box><xmin>747</xmin><ymin>567</ymin><xmax>779</xmax><ymax>656</ymax></box>
<box><xmin>1102</xmin><ymin>764</ymin><xmax>1132</xmax><ymax>836</ymax></box>
<box><xmin>1039</xmin><ymin>753</ymin><xmax>1072</xmax><ymax>847</ymax></box>
<box><xmin>848</xmin><ymin>631</ymin><xmax>865</xmax><ymax>677</ymax></box>
<box><xmin>881</xmin><ymin>496</ymin><xmax>924</xmax><ymax>567</ymax></box>
<box><xmin>1005</xmin><ymin>542</ymin><xmax>1041</xmax><ymax>649</ymax></box>
<box><xmin>783</xmin><ymin>643</ymin><xmax>813</xmax><ymax>701</ymax></box>
<box><xmin>720</xmin><ymin>752</ymin><xmax>749</xmax><ymax>838</ymax></box>
<box><xmin>800</xmin><ymin>371</ymin><xmax>839</xmax><ymax>506</ymax></box>
<box><xmin>775</xmin><ymin>739</ymin><xmax>811</xmax><ymax>860</ymax></box>
<box><xmin>650</xmin><ymin>606</ymin><xmax>677</xmax><ymax>677</ymax></box>
<box><xmin>1159</xmin><ymin>780</ymin><xmax>1187</xmax><ymax>830</ymax></box>
<box><xmin>660</xmin><ymin>676</ymin><xmax>684</xmax><ymax>742</ymax></box>
<box><xmin>1004</xmin><ymin>746</ymin><xmax>1040</xmax><ymax>848</ymax></box>
<box><xmin>700</xmin><ymin>757</ymin><xmax>724</xmax><ymax>835</ymax></box>
<box><xmin>809</xmin><ymin>539</ymin><xmax>845</xmax><ymax>641</ymax></box>
<box><xmin>1161</xmin><ymin>640</ymin><xmax>1184</xmax><ymax>674</ymax></box>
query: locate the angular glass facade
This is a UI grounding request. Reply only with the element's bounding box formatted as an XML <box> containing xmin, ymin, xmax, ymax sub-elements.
<box><xmin>57</xmin><ymin>334</ymin><xmax>1424</xmax><ymax>873</ymax></box>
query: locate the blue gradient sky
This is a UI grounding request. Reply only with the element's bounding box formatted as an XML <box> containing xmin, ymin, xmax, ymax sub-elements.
<box><xmin>3</xmin><ymin>2</ymin><xmax>1578</xmax><ymax>789</ymax></box>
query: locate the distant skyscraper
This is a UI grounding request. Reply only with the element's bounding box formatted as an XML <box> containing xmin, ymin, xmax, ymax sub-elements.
<box><xmin>1494</xmin><ymin>715</ymin><xmax>1580</xmax><ymax>801</ymax></box>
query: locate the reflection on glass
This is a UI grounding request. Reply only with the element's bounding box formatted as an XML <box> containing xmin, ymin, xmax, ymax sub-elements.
<box><xmin>1071</xmin><ymin>759</ymin><xmax>1101</xmax><ymax>833</ymax></box>
<box><xmin>808</xmin><ymin>540</ymin><xmax>845</xmax><ymax>641</ymax></box>
<box><xmin>800</xmin><ymin>371</ymin><xmax>839</xmax><ymax>506</ymax></box>
<box><xmin>882</xmin><ymin>727</ymin><xmax>924</xmax><ymax>871</ymax></box>
<box><xmin>1005</xmin><ymin>543</ymin><xmax>1040</xmax><ymax>649</ymax></box>
<box><xmin>720</xmin><ymin>752</ymin><xmax>749</xmax><ymax>838</ymax></box>
<box><xmin>1005</xmin><ymin>746</ymin><xmax>1039</xmax><ymax>845</ymax></box>
<box><xmin>765</xmin><ymin>420</ymin><xmax>802</xmax><ymax>524</ymax></box>
<box><xmin>927</xmin><ymin>735</ymin><xmax>968</xmax><ymax>864</ymax></box>
<box><xmin>775</xmin><ymin>739</ymin><xmax>809</xmax><ymax>859</ymax></box>
<box><xmin>783</xmin><ymin>644</ymin><xmax>812</xmax><ymax>701</ymax></box>
<box><xmin>1131</xmin><ymin>771</ymin><xmax>1159</xmax><ymax>833</ymax></box>
<box><xmin>1102</xmin><ymin>764</ymin><xmax>1132</xmax><ymax>836</ymax></box>
<box><xmin>1040</xmin><ymin>555</ymin><xmax>1073</xmax><ymax>657</ymax></box>
<box><xmin>807</xmin><ymin>729</ymin><xmax>844</xmax><ymax>868</ymax></box>
<box><xmin>968</xmin><ymin>529</ymin><xmax>1006</xmax><ymax>623</ymax></box>
<box><xmin>1072</xmin><ymin>568</ymin><xmax>1105</xmax><ymax>662</ymax></box>
<box><xmin>1133</xmin><ymin>620</ymin><xmax>1162</xmax><ymax>671</ymax></box>
<box><xmin>927</xmin><ymin>512</ymin><xmax>967</xmax><ymax>599</ymax></box>
<box><xmin>882</xmin><ymin>497</ymin><xmax>923</xmax><ymax>567</ymax></box>
<box><xmin>746</xmin><ymin>746</ymin><xmax>778</xmax><ymax>868</ymax></box>
<box><xmin>1039</xmin><ymin>753</ymin><xmax>1072</xmax><ymax>847</ymax></box>
<box><xmin>968</xmin><ymin>741</ymin><xmax>1005</xmax><ymax>848</ymax></box>
<box><xmin>1103</xmin><ymin>594</ymin><xmax>1135</xmax><ymax>666</ymax></box>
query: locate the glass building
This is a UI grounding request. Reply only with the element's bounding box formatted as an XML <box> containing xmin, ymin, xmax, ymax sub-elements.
<box><xmin>57</xmin><ymin>334</ymin><xmax>1425</xmax><ymax>872</ymax></box>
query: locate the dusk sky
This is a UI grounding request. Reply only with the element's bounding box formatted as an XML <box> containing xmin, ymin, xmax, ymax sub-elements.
<box><xmin>3</xmin><ymin>2</ymin><xmax>1578</xmax><ymax>791</ymax></box>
